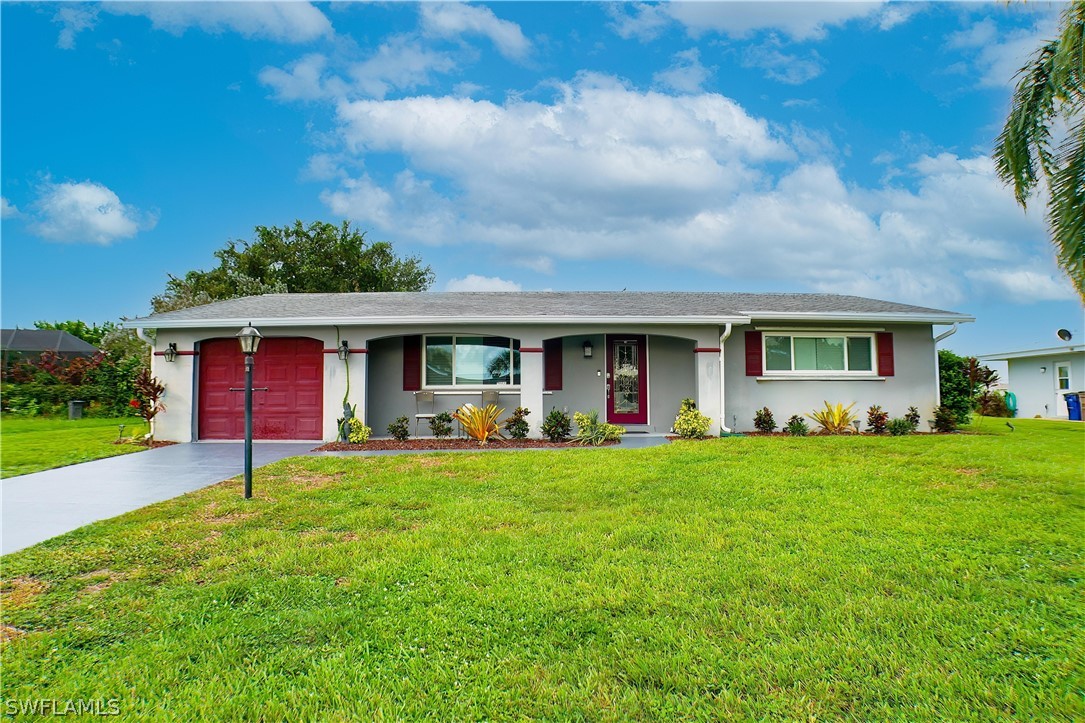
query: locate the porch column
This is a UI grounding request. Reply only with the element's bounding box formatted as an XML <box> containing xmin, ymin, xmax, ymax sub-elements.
<box><xmin>694</xmin><ymin>346</ymin><xmax>722</xmax><ymax>437</ymax></box>
<box><xmin>519</xmin><ymin>337</ymin><xmax>545</xmax><ymax>439</ymax></box>
<box><xmin>323</xmin><ymin>338</ymin><xmax>368</xmax><ymax>441</ymax></box>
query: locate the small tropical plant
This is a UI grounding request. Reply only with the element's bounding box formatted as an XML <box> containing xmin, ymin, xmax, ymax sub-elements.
<box><xmin>785</xmin><ymin>414</ymin><xmax>809</xmax><ymax>437</ymax></box>
<box><xmin>132</xmin><ymin>368</ymin><xmax>166</xmax><ymax>443</ymax></box>
<box><xmin>753</xmin><ymin>407</ymin><xmax>776</xmax><ymax>433</ymax></box>
<box><xmin>503</xmin><ymin>406</ymin><xmax>531</xmax><ymax>439</ymax></box>
<box><xmin>429</xmin><ymin>411</ymin><xmax>454</xmax><ymax>438</ymax></box>
<box><xmin>904</xmin><ymin>406</ymin><xmax>921</xmax><ymax>432</ymax></box>
<box><xmin>347</xmin><ymin>418</ymin><xmax>371</xmax><ymax>444</ymax></box>
<box><xmin>454</xmin><ymin>403</ymin><xmax>505</xmax><ymax>445</ymax></box>
<box><xmin>573</xmin><ymin>410</ymin><xmax>625</xmax><ymax>446</ymax></box>
<box><xmin>387</xmin><ymin>416</ymin><xmax>410</xmax><ymax>441</ymax></box>
<box><xmin>338</xmin><ymin>402</ymin><xmax>357</xmax><ymax>442</ymax></box>
<box><xmin>866</xmin><ymin>405</ymin><xmax>889</xmax><ymax>434</ymax></box>
<box><xmin>541</xmin><ymin>408</ymin><xmax>571</xmax><ymax>442</ymax></box>
<box><xmin>887</xmin><ymin>418</ymin><xmax>913</xmax><ymax>436</ymax></box>
<box><xmin>673</xmin><ymin>398</ymin><xmax>712</xmax><ymax>439</ymax></box>
<box><xmin>808</xmin><ymin>402</ymin><xmax>858</xmax><ymax>434</ymax></box>
<box><xmin>933</xmin><ymin>404</ymin><xmax>959</xmax><ymax>433</ymax></box>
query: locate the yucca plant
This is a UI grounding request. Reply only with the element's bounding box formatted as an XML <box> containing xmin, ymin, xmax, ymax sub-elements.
<box><xmin>808</xmin><ymin>401</ymin><xmax>858</xmax><ymax>434</ymax></box>
<box><xmin>454</xmin><ymin>403</ymin><xmax>505</xmax><ymax>445</ymax></box>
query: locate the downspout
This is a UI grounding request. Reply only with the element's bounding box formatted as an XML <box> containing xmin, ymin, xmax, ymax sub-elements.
<box><xmin>719</xmin><ymin>323</ymin><xmax>733</xmax><ymax>433</ymax></box>
<box><xmin>932</xmin><ymin>322</ymin><xmax>959</xmax><ymax>408</ymax></box>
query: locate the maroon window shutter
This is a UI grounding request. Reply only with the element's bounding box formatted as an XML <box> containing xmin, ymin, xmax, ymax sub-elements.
<box><xmin>745</xmin><ymin>331</ymin><xmax>763</xmax><ymax>376</ymax></box>
<box><xmin>876</xmin><ymin>332</ymin><xmax>895</xmax><ymax>377</ymax></box>
<box><xmin>403</xmin><ymin>335</ymin><xmax>422</xmax><ymax>391</ymax></box>
<box><xmin>543</xmin><ymin>338</ymin><xmax>562</xmax><ymax>391</ymax></box>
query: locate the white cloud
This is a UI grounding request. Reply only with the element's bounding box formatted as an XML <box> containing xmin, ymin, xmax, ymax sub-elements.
<box><xmin>964</xmin><ymin>269</ymin><xmax>1076</xmax><ymax>302</ymax></box>
<box><xmin>607</xmin><ymin>3</ymin><xmax>675</xmax><ymax>41</ymax></box>
<box><xmin>653</xmin><ymin>48</ymin><xmax>712</xmax><ymax>94</ymax></box>
<box><xmin>349</xmin><ymin>36</ymin><xmax>457</xmax><ymax>99</ymax></box>
<box><xmin>666</xmin><ymin>1</ymin><xmax>890</xmax><ymax>42</ymax></box>
<box><xmin>445</xmin><ymin>274</ymin><xmax>523</xmax><ymax>292</ymax></box>
<box><xmin>260</xmin><ymin>54</ymin><xmax>345</xmax><ymax>102</ymax></box>
<box><xmin>742</xmin><ymin>40</ymin><xmax>823</xmax><ymax>85</ymax></box>
<box><xmin>104</xmin><ymin>1</ymin><xmax>332</xmax><ymax>44</ymax></box>
<box><xmin>1</xmin><ymin>197</ymin><xmax>20</xmax><ymax>219</ymax></box>
<box><xmin>30</xmin><ymin>180</ymin><xmax>155</xmax><ymax>244</ymax></box>
<box><xmin>53</xmin><ymin>6</ymin><xmax>98</xmax><ymax>49</ymax></box>
<box><xmin>420</xmin><ymin>3</ymin><xmax>531</xmax><ymax>60</ymax></box>
<box><xmin>947</xmin><ymin>11</ymin><xmax>1060</xmax><ymax>88</ymax></box>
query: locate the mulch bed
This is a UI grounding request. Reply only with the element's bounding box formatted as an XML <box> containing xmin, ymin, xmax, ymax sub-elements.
<box><xmin>113</xmin><ymin>440</ymin><xmax>178</xmax><ymax>449</ymax></box>
<box><xmin>316</xmin><ymin>438</ymin><xmax>619</xmax><ymax>451</ymax></box>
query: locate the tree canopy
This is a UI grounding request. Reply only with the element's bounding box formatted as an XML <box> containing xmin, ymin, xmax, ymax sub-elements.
<box><xmin>33</xmin><ymin>320</ymin><xmax>118</xmax><ymax>347</ymax></box>
<box><xmin>151</xmin><ymin>221</ymin><xmax>435</xmax><ymax>313</ymax></box>
<box><xmin>994</xmin><ymin>1</ymin><xmax>1085</xmax><ymax>300</ymax></box>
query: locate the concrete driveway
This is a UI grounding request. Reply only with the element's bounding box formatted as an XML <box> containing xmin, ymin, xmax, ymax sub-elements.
<box><xmin>2</xmin><ymin>442</ymin><xmax>314</xmax><ymax>555</ymax></box>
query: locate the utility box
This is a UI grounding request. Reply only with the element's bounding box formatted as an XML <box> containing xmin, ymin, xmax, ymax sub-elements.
<box><xmin>68</xmin><ymin>400</ymin><xmax>87</xmax><ymax>420</ymax></box>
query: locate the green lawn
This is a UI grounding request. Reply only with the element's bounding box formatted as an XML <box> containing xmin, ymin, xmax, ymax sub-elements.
<box><xmin>2</xmin><ymin>419</ymin><xmax>1082</xmax><ymax>719</ymax></box>
<box><xmin>0</xmin><ymin>416</ymin><xmax>148</xmax><ymax>478</ymax></box>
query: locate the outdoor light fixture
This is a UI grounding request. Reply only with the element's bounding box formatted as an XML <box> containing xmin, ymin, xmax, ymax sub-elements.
<box><xmin>927</xmin><ymin>419</ymin><xmax>936</xmax><ymax>433</ymax></box>
<box><xmin>583</xmin><ymin>340</ymin><xmax>593</xmax><ymax>358</ymax></box>
<box><xmin>162</xmin><ymin>342</ymin><xmax>178</xmax><ymax>363</ymax></box>
<box><xmin>235</xmin><ymin>323</ymin><xmax>263</xmax><ymax>500</ymax></box>
<box><xmin>338</xmin><ymin>340</ymin><xmax>351</xmax><ymax>361</ymax></box>
<box><xmin>236</xmin><ymin>324</ymin><xmax>263</xmax><ymax>356</ymax></box>
<box><xmin>852</xmin><ymin>420</ymin><xmax>861</xmax><ymax>433</ymax></box>
<box><xmin>1040</xmin><ymin>366</ymin><xmax>1048</xmax><ymax>374</ymax></box>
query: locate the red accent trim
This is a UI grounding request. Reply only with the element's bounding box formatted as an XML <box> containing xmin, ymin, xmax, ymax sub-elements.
<box><xmin>876</xmin><ymin>332</ymin><xmax>895</xmax><ymax>377</ymax></box>
<box><xmin>403</xmin><ymin>335</ymin><xmax>422</xmax><ymax>391</ymax></box>
<box><xmin>693</xmin><ymin>347</ymin><xmax>721</xmax><ymax>353</ymax></box>
<box><xmin>745</xmin><ymin>331</ymin><xmax>763</xmax><ymax>376</ymax></box>
<box><xmin>323</xmin><ymin>348</ymin><xmax>368</xmax><ymax>354</ymax></box>
<box><xmin>519</xmin><ymin>347</ymin><xmax>545</xmax><ymax>353</ymax></box>
<box><xmin>154</xmin><ymin>350</ymin><xmax>198</xmax><ymax>356</ymax></box>
<box><xmin>543</xmin><ymin>338</ymin><xmax>562</xmax><ymax>391</ymax></box>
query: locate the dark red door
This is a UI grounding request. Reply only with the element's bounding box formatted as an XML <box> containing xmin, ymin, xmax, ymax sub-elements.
<box><xmin>606</xmin><ymin>334</ymin><xmax>648</xmax><ymax>425</ymax></box>
<box><xmin>198</xmin><ymin>337</ymin><xmax>323</xmax><ymax>440</ymax></box>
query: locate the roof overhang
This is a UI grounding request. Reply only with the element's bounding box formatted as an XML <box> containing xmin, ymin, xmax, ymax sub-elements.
<box><xmin>977</xmin><ymin>344</ymin><xmax>1085</xmax><ymax>361</ymax></box>
<box><xmin>124</xmin><ymin>314</ymin><xmax>752</xmax><ymax>330</ymax></box>
<box><xmin>745</xmin><ymin>311</ymin><xmax>976</xmax><ymax>324</ymax></box>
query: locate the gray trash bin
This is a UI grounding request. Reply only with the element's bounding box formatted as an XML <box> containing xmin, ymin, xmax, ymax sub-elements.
<box><xmin>68</xmin><ymin>400</ymin><xmax>87</xmax><ymax>420</ymax></box>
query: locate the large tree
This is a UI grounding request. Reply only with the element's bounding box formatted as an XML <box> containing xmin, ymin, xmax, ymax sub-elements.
<box><xmin>994</xmin><ymin>1</ymin><xmax>1085</xmax><ymax>301</ymax></box>
<box><xmin>151</xmin><ymin>221</ymin><xmax>434</xmax><ymax>313</ymax></box>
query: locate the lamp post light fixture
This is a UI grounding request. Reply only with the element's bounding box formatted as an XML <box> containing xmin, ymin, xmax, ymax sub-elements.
<box><xmin>852</xmin><ymin>420</ymin><xmax>861</xmax><ymax>433</ymax></box>
<box><xmin>338</xmin><ymin>340</ymin><xmax>351</xmax><ymax>361</ymax></box>
<box><xmin>927</xmin><ymin>419</ymin><xmax>936</xmax><ymax>433</ymax></box>
<box><xmin>583</xmin><ymin>340</ymin><xmax>593</xmax><ymax>358</ymax></box>
<box><xmin>163</xmin><ymin>342</ymin><xmax>179</xmax><ymax>363</ymax></box>
<box><xmin>235</xmin><ymin>324</ymin><xmax>263</xmax><ymax>499</ymax></box>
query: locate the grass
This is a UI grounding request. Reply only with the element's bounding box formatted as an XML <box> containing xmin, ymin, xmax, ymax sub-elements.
<box><xmin>1</xmin><ymin>419</ymin><xmax>1082</xmax><ymax>719</ymax></box>
<box><xmin>0</xmin><ymin>416</ymin><xmax>148</xmax><ymax>478</ymax></box>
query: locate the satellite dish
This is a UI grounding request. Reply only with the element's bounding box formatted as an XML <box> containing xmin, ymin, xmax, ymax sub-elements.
<box><xmin>1057</xmin><ymin>329</ymin><xmax>1073</xmax><ymax>341</ymax></box>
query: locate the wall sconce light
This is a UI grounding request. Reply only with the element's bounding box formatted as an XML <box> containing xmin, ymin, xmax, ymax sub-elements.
<box><xmin>338</xmin><ymin>340</ymin><xmax>351</xmax><ymax>361</ymax></box>
<box><xmin>163</xmin><ymin>343</ymin><xmax>178</xmax><ymax>363</ymax></box>
<box><xmin>1041</xmin><ymin>366</ymin><xmax>1047</xmax><ymax>374</ymax></box>
<box><xmin>583</xmin><ymin>340</ymin><xmax>593</xmax><ymax>358</ymax></box>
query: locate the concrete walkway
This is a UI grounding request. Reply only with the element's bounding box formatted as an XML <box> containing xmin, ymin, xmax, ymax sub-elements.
<box><xmin>2</xmin><ymin>442</ymin><xmax>314</xmax><ymax>555</ymax></box>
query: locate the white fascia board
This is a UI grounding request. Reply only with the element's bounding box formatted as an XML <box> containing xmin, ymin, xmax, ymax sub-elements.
<box><xmin>124</xmin><ymin>315</ymin><xmax>752</xmax><ymax>329</ymax></box>
<box><xmin>977</xmin><ymin>345</ymin><xmax>1085</xmax><ymax>361</ymax></box>
<box><xmin>746</xmin><ymin>311</ymin><xmax>976</xmax><ymax>324</ymax></box>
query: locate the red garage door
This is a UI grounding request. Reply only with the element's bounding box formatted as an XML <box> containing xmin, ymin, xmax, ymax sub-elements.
<box><xmin>198</xmin><ymin>337</ymin><xmax>323</xmax><ymax>440</ymax></box>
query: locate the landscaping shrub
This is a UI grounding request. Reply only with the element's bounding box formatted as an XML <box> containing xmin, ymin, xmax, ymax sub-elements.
<box><xmin>808</xmin><ymin>402</ymin><xmax>859</xmax><ymax>434</ymax></box>
<box><xmin>454</xmin><ymin>404</ymin><xmax>504</xmax><ymax>445</ymax></box>
<box><xmin>904</xmin><ymin>406</ymin><xmax>921</xmax><ymax>432</ymax></box>
<box><xmin>785</xmin><ymin>415</ymin><xmax>809</xmax><ymax>436</ymax></box>
<box><xmin>503</xmin><ymin>407</ymin><xmax>531</xmax><ymax>439</ymax></box>
<box><xmin>753</xmin><ymin>407</ymin><xmax>776</xmax><ymax>433</ymax></box>
<box><xmin>429</xmin><ymin>411</ymin><xmax>454</xmax><ymax>438</ymax></box>
<box><xmin>673</xmin><ymin>398</ymin><xmax>712</xmax><ymax>439</ymax></box>
<box><xmin>933</xmin><ymin>404</ymin><xmax>959</xmax><ymax>433</ymax></box>
<box><xmin>939</xmin><ymin>349</ymin><xmax>977</xmax><ymax>424</ymax></box>
<box><xmin>573</xmin><ymin>410</ymin><xmax>625</xmax><ymax>446</ymax></box>
<box><xmin>387</xmin><ymin>416</ymin><xmax>410</xmax><ymax>441</ymax></box>
<box><xmin>977</xmin><ymin>391</ymin><xmax>1012</xmax><ymax>418</ymax></box>
<box><xmin>131</xmin><ymin>369</ymin><xmax>166</xmax><ymax>443</ymax></box>
<box><xmin>887</xmin><ymin>418</ymin><xmax>913</xmax><ymax>436</ymax></box>
<box><xmin>347</xmin><ymin>418</ymin><xmax>371</xmax><ymax>444</ymax></box>
<box><xmin>541</xmin><ymin>408</ymin><xmax>571</xmax><ymax>442</ymax></box>
<box><xmin>866</xmin><ymin>405</ymin><xmax>889</xmax><ymax>434</ymax></box>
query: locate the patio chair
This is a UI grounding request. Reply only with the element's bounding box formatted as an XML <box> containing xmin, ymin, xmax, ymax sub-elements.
<box><xmin>414</xmin><ymin>391</ymin><xmax>436</xmax><ymax>435</ymax></box>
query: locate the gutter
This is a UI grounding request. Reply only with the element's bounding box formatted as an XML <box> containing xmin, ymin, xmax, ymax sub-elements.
<box><xmin>719</xmin><ymin>323</ymin><xmax>733</xmax><ymax>433</ymax></box>
<box><xmin>123</xmin><ymin>315</ymin><xmax>752</xmax><ymax>329</ymax></box>
<box><xmin>932</xmin><ymin>322</ymin><xmax>960</xmax><ymax>408</ymax></box>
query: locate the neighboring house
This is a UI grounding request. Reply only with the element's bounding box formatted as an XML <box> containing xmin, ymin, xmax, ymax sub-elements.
<box><xmin>0</xmin><ymin>328</ymin><xmax>100</xmax><ymax>369</ymax></box>
<box><xmin>978</xmin><ymin>345</ymin><xmax>1085</xmax><ymax>419</ymax></box>
<box><xmin>124</xmin><ymin>292</ymin><xmax>974</xmax><ymax>442</ymax></box>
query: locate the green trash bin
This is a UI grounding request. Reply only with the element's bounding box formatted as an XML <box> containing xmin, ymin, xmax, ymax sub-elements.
<box><xmin>68</xmin><ymin>400</ymin><xmax>87</xmax><ymax>420</ymax></box>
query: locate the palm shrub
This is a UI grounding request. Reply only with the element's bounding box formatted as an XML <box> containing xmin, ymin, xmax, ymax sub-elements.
<box><xmin>387</xmin><ymin>416</ymin><xmax>410</xmax><ymax>441</ymax></box>
<box><xmin>429</xmin><ymin>411</ymin><xmax>454</xmax><ymax>438</ymax></box>
<box><xmin>673</xmin><ymin>398</ymin><xmax>712</xmax><ymax>439</ymax></box>
<box><xmin>904</xmin><ymin>406</ymin><xmax>921</xmax><ymax>432</ymax></box>
<box><xmin>887</xmin><ymin>418</ymin><xmax>913</xmax><ymax>436</ymax></box>
<box><xmin>808</xmin><ymin>402</ymin><xmax>858</xmax><ymax>434</ymax></box>
<box><xmin>540</xmin><ymin>408</ymin><xmax>571</xmax><ymax>442</ymax></box>
<box><xmin>785</xmin><ymin>414</ymin><xmax>809</xmax><ymax>436</ymax></box>
<box><xmin>503</xmin><ymin>407</ymin><xmax>531</xmax><ymax>439</ymax></box>
<box><xmin>573</xmin><ymin>410</ymin><xmax>625</xmax><ymax>446</ymax></box>
<box><xmin>753</xmin><ymin>407</ymin><xmax>776</xmax><ymax>433</ymax></box>
<box><xmin>866</xmin><ymin>405</ymin><xmax>889</xmax><ymax>434</ymax></box>
<box><xmin>454</xmin><ymin>404</ymin><xmax>504</xmax><ymax>445</ymax></box>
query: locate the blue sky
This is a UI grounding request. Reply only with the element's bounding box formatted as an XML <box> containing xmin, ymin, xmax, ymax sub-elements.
<box><xmin>2</xmin><ymin>1</ymin><xmax>1081</xmax><ymax>359</ymax></box>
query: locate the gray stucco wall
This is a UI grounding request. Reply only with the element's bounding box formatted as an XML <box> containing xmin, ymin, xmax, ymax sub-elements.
<box><xmin>722</xmin><ymin>323</ymin><xmax>939</xmax><ymax>432</ymax></box>
<box><xmin>1006</xmin><ymin>353</ymin><xmax>1085</xmax><ymax>418</ymax></box>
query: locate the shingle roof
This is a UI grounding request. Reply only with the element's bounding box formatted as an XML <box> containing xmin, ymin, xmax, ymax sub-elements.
<box><xmin>126</xmin><ymin>292</ymin><xmax>973</xmax><ymax>328</ymax></box>
<box><xmin>0</xmin><ymin>329</ymin><xmax>100</xmax><ymax>354</ymax></box>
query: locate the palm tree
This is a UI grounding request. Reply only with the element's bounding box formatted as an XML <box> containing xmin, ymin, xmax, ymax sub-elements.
<box><xmin>994</xmin><ymin>1</ymin><xmax>1085</xmax><ymax>301</ymax></box>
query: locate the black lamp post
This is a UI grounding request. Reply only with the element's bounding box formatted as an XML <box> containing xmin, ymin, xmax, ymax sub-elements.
<box><xmin>236</xmin><ymin>324</ymin><xmax>262</xmax><ymax>499</ymax></box>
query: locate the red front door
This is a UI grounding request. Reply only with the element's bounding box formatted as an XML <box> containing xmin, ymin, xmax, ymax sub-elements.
<box><xmin>198</xmin><ymin>337</ymin><xmax>323</xmax><ymax>440</ymax></box>
<box><xmin>606</xmin><ymin>334</ymin><xmax>648</xmax><ymax>425</ymax></box>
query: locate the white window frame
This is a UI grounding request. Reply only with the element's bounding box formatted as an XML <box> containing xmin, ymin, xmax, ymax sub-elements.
<box><xmin>762</xmin><ymin>332</ymin><xmax>879</xmax><ymax>376</ymax></box>
<box><xmin>422</xmin><ymin>334</ymin><xmax>521</xmax><ymax>389</ymax></box>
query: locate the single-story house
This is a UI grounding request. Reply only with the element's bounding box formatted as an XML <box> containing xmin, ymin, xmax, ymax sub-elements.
<box><xmin>0</xmin><ymin>328</ymin><xmax>100</xmax><ymax>369</ymax></box>
<box><xmin>978</xmin><ymin>344</ymin><xmax>1085</xmax><ymax>419</ymax></box>
<box><xmin>124</xmin><ymin>291</ymin><xmax>974</xmax><ymax>441</ymax></box>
